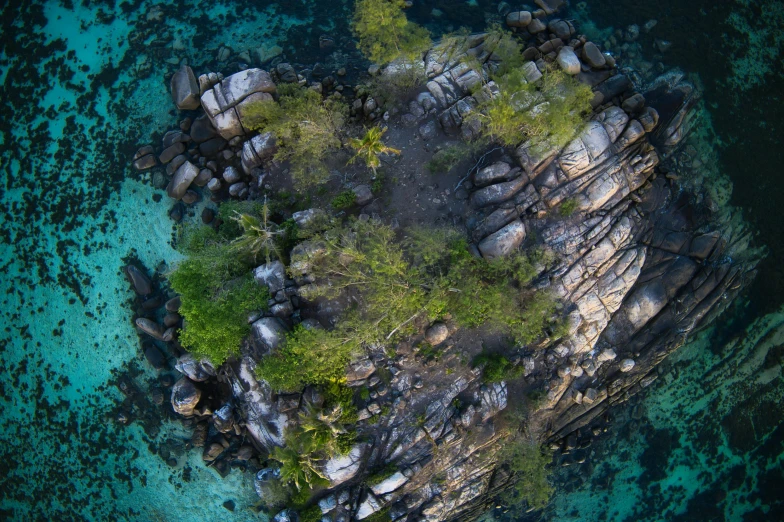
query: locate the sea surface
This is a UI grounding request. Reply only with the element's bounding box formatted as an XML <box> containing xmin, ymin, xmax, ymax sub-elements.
<box><xmin>0</xmin><ymin>0</ymin><xmax>781</xmax><ymax>520</ymax></box>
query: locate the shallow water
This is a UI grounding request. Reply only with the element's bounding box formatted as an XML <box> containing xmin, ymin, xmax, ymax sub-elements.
<box><xmin>1</xmin><ymin>0</ymin><xmax>782</xmax><ymax>520</ymax></box>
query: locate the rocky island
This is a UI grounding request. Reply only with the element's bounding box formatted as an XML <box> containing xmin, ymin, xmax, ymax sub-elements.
<box><xmin>124</xmin><ymin>1</ymin><xmax>763</xmax><ymax>521</ymax></box>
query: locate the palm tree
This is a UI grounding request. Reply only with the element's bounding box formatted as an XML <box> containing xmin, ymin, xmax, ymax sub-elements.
<box><xmin>270</xmin><ymin>433</ymin><xmax>328</xmax><ymax>491</ymax></box>
<box><xmin>230</xmin><ymin>198</ymin><xmax>283</xmax><ymax>263</ymax></box>
<box><xmin>348</xmin><ymin>126</ymin><xmax>401</xmax><ymax>173</ymax></box>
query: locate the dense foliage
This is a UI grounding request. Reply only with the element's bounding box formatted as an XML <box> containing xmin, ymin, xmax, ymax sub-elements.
<box><xmin>352</xmin><ymin>0</ymin><xmax>431</xmax><ymax>65</ymax></box>
<box><xmin>255</xmin><ymin>220</ymin><xmax>563</xmax><ymax>390</ymax></box>
<box><xmin>466</xmin><ymin>28</ymin><xmax>594</xmax><ymax>152</ymax></box>
<box><xmin>169</xmin><ymin>225</ymin><xmax>269</xmax><ymax>364</ymax></box>
<box><xmin>499</xmin><ymin>435</ymin><xmax>555</xmax><ymax>511</ymax></box>
<box><xmin>243</xmin><ymin>84</ymin><xmax>347</xmax><ymax>187</ymax></box>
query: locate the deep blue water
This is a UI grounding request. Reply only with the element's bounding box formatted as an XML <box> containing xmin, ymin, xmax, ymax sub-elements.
<box><xmin>0</xmin><ymin>0</ymin><xmax>781</xmax><ymax>520</ymax></box>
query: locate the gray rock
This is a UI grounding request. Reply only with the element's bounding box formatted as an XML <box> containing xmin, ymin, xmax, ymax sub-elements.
<box><xmin>167</xmin><ymin>161</ymin><xmax>199</xmax><ymax>200</ymax></box>
<box><xmin>135</xmin><ymin>318</ymin><xmax>166</xmax><ymax>340</ymax></box>
<box><xmin>353</xmin><ymin>184</ymin><xmax>373</xmax><ymax>206</ymax></box>
<box><xmin>222</xmin><ymin>166</ymin><xmax>242</xmax><ymax>184</ymax></box>
<box><xmin>292</xmin><ymin>208</ymin><xmax>326</xmax><ymax>228</ymax></box>
<box><xmin>228</xmin><ymin>181</ymin><xmax>248</xmax><ymax>197</ymax></box>
<box><xmin>241</xmin><ymin>132</ymin><xmax>277</xmax><ymax>173</ymax></box>
<box><xmin>124</xmin><ymin>265</ymin><xmax>152</xmax><ymax>295</ymax></box>
<box><xmin>418</xmin><ymin>120</ymin><xmax>438</xmax><ymax>140</ymax></box>
<box><xmin>471</xmin><ymin>174</ymin><xmax>529</xmax><ymax>207</ymax></box>
<box><xmin>477</xmin><ymin>220</ymin><xmax>526</xmax><ymax>259</ymax></box>
<box><xmin>133</xmin><ymin>154</ymin><xmax>156</xmax><ymax>171</ymax></box>
<box><xmin>171</xmin><ymin>377</ymin><xmax>201</xmax><ymax>416</ymax></box>
<box><xmin>213</xmin><ymin>403</ymin><xmax>235</xmax><ymax>433</ymax></box>
<box><xmin>356</xmin><ymin>492</ymin><xmax>382</xmax><ymax>520</ymax></box>
<box><xmin>254</xmin><ymin>261</ymin><xmax>286</xmax><ymax>294</ymax></box>
<box><xmin>474</xmin><ymin>162</ymin><xmax>513</xmax><ymax>187</ymax></box>
<box><xmin>207</xmin><ymin>178</ymin><xmax>222</xmax><ymax>191</ymax></box>
<box><xmin>170</xmin><ymin>65</ymin><xmax>200</xmax><ymax>111</ymax></box>
<box><xmin>319</xmin><ymin>495</ymin><xmax>337</xmax><ymax>513</ymax></box>
<box><xmin>506</xmin><ymin>11</ymin><xmax>532</xmax><ymax>28</ymax></box>
<box><xmin>190</xmin><ymin>115</ymin><xmax>217</xmax><ymax>143</ymax></box>
<box><xmin>582</xmin><ymin>42</ymin><xmax>606</xmax><ymax>68</ymax></box>
<box><xmin>582</xmin><ymin>387</ymin><xmax>599</xmax><ymax>404</ymax></box>
<box><xmin>557</xmin><ymin>47</ymin><xmax>581</xmax><ymax>75</ymax></box>
<box><xmin>370</xmin><ymin>471</ymin><xmax>408</xmax><ymax>495</ymax></box>
<box><xmin>597</xmin><ymin>349</ymin><xmax>617</xmax><ymax>362</ymax></box>
<box><xmin>324</xmin><ymin>444</ymin><xmax>364</xmax><ymax>486</ymax></box>
<box><xmin>159</xmin><ymin>142</ymin><xmax>185</xmax><ymax>164</ymax></box>
<box><xmin>619</xmin><ymin>359</ymin><xmax>636</xmax><ymax>372</ymax></box>
<box><xmin>527</xmin><ymin>18</ymin><xmax>546</xmax><ymax>35</ymax></box>
<box><xmin>175</xmin><ymin>353</ymin><xmax>216</xmax><ymax>382</ymax></box>
<box><xmin>425</xmin><ymin>322</ymin><xmax>449</xmax><ymax>345</ymax></box>
<box><xmin>251</xmin><ymin>317</ymin><xmax>287</xmax><ymax>354</ymax></box>
<box><xmin>346</xmin><ymin>359</ymin><xmax>375</xmax><ymax>382</ymax></box>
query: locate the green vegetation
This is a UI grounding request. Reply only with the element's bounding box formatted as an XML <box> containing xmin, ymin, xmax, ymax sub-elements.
<box><xmin>498</xmin><ymin>435</ymin><xmax>554</xmax><ymax>511</ymax></box>
<box><xmin>168</xmin><ymin>225</ymin><xmax>269</xmax><ymax>365</ymax></box>
<box><xmin>467</xmin><ymin>28</ymin><xmax>594</xmax><ymax>152</ymax></box>
<box><xmin>426</xmin><ymin>142</ymin><xmax>485</xmax><ymax>174</ymax></box>
<box><xmin>229</xmin><ymin>203</ymin><xmax>283</xmax><ymax>263</ymax></box>
<box><xmin>270</xmin><ymin>429</ymin><xmax>330</xmax><ymax>491</ymax></box>
<box><xmin>363</xmin><ymin>508</ymin><xmax>392</xmax><ymax>522</ymax></box>
<box><xmin>242</xmin><ymin>84</ymin><xmax>347</xmax><ymax>187</ymax></box>
<box><xmin>348</xmin><ymin>126</ymin><xmax>401</xmax><ymax>173</ymax></box>
<box><xmin>256</xmin><ymin>220</ymin><xmax>563</xmax><ymax>390</ymax></box>
<box><xmin>256</xmin><ymin>325</ymin><xmax>363</xmax><ymax>391</ymax></box>
<box><xmin>352</xmin><ymin>0</ymin><xmax>431</xmax><ymax>65</ymax></box>
<box><xmin>331</xmin><ymin>190</ymin><xmax>357</xmax><ymax>210</ymax></box>
<box><xmin>472</xmin><ymin>352</ymin><xmax>523</xmax><ymax>383</ymax></box>
<box><xmin>559</xmin><ymin>198</ymin><xmax>578</xmax><ymax>216</ymax></box>
<box><xmin>365</xmin><ymin>463</ymin><xmax>398</xmax><ymax>486</ymax></box>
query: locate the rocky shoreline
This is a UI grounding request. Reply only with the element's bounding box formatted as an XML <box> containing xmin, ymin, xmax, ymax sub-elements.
<box><xmin>121</xmin><ymin>1</ymin><xmax>763</xmax><ymax>521</ymax></box>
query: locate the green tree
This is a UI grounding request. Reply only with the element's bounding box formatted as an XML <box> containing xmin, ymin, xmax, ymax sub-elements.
<box><xmin>243</xmin><ymin>84</ymin><xmax>347</xmax><ymax>188</ymax></box>
<box><xmin>348</xmin><ymin>126</ymin><xmax>401</xmax><ymax>173</ymax></box>
<box><xmin>472</xmin><ymin>65</ymin><xmax>594</xmax><ymax>152</ymax></box>
<box><xmin>230</xmin><ymin>199</ymin><xmax>283</xmax><ymax>263</ymax></box>
<box><xmin>498</xmin><ymin>434</ymin><xmax>554</xmax><ymax>511</ymax></box>
<box><xmin>168</xmin><ymin>227</ymin><xmax>270</xmax><ymax>364</ymax></box>
<box><xmin>352</xmin><ymin>0</ymin><xmax>431</xmax><ymax>64</ymax></box>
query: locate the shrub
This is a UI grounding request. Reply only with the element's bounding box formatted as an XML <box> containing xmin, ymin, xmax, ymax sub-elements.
<box><xmin>559</xmin><ymin>198</ymin><xmax>578</xmax><ymax>216</ymax></box>
<box><xmin>256</xmin><ymin>326</ymin><xmax>362</xmax><ymax>391</ymax></box>
<box><xmin>331</xmin><ymin>190</ymin><xmax>357</xmax><ymax>210</ymax></box>
<box><xmin>426</xmin><ymin>143</ymin><xmax>477</xmax><ymax>174</ymax></box>
<box><xmin>348</xmin><ymin>126</ymin><xmax>401</xmax><ymax>173</ymax></box>
<box><xmin>365</xmin><ymin>59</ymin><xmax>427</xmax><ymax>107</ymax></box>
<box><xmin>498</xmin><ymin>435</ymin><xmax>554</xmax><ymax>511</ymax></box>
<box><xmin>243</xmin><ymin>84</ymin><xmax>347</xmax><ymax>187</ymax></box>
<box><xmin>352</xmin><ymin>0</ymin><xmax>431</xmax><ymax>65</ymax></box>
<box><xmin>472</xmin><ymin>65</ymin><xmax>594</xmax><ymax>152</ymax></box>
<box><xmin>472</xmin><ymin>352</ymin><xmax>523</xmax><ymax>383</ymax></box>
<box><xmin>169</xmin><ymin>231</ymin><xmax>270</xmax><ymax>365</ymax></box>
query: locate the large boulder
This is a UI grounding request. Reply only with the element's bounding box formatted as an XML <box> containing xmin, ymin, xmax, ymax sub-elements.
<box><xmin>200</xmin><ymin>69</ymin><xmax>276</xmax><ymax>139</ymax></box>
<box><xmin>171</xmin><ymin>377</ymin><xmax>201</xmax><ymax>416</ymax></box>
<box><xmin>241</xmin><ymin>131</ymin><xmax>277</xmax><ymax>173</ymax></box>
<box><xmin>477</xmin><ymin>220</ymin><xmax>526</xmax><ymax>259</ymax></box>
<box><xmin>254</xmin><ymin>260</ymin><xmax>287</xmax><ymax>294</ymax></box>
<box><xmin>251</xmin><ymin>317</ymin><xmax>287</xmax><ymax>354</ymax></box>
<box><xmin>324</xmin><ymin>444</ymin><xmax>365</xmax><ymax>486</ymax></box>
<box><xmin>557</xmin><ymin>47</ymin><xmax>581</xmax><ymax>75</ymax></box>
<box><xmin>167</xmin><ymin>161</ymin><xmax>199</xmax><ymax>200</ymax></box>
<box><xmin>171</xmin><ymin>65</ymin><xmax>200</xmax><ymax>110</ymax></box>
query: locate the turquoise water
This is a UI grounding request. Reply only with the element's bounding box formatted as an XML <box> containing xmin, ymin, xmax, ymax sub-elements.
<box><xmin>1</xmin><ymin>0</ymin><xmax>782</xmax><ymax>520</ymax></box>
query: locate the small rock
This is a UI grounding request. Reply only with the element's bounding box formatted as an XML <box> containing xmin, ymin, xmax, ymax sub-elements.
<box><xmin>619</xmin><ymin>359</ymin><xmax>635</xmax><ymax>372</ymax></box>
<box><xmin>506</xmin><ymin>11</ymin><xmax>532</xmax><ymax>28</ymax></box>
<box><xmin>424</xmin><ymin>322</ymin><xmax>449</xmax><ymax>345</ymax></box>
<box><xmin>353</xmin><ymin>184</ymin><xmax>373</xmax><ymax>206</ymax></box>
<box><xmin>418</xmin><ymin>120</ymin><xmax>438</xmax><ymax>140</ymax></box>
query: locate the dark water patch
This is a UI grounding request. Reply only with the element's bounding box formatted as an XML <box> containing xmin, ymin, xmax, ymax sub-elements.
<box><xmin>638</xmin><ymin>427</ymin><xmax>681</xmax><ymax>484</ymax></box>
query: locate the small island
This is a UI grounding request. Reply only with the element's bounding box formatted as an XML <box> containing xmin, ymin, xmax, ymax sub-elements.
<box><xmin>125</xmin><ymin>0</ymin><xmax>762</xmax><ymax>520</ymax></box>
